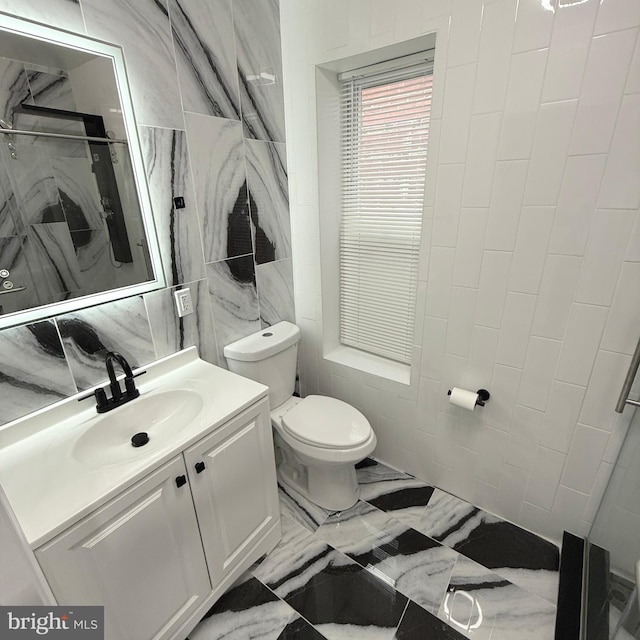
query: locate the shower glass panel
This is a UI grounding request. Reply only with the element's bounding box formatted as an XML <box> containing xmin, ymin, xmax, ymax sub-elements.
<box><xmin>0</xmin><ymin>126</ymin><xmax>152</xmax><ymax>315</ymax></box>
<box><xmin>584</xmin><ymin>407</ymin><xmax>640</xmax><ymax>639</ymax></box>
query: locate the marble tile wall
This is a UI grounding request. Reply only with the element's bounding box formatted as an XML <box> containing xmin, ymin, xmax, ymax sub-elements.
<box><xmin>0</xmin><ymin>0</ymin><xmax>294</xmax><ymax>427</ymax></box>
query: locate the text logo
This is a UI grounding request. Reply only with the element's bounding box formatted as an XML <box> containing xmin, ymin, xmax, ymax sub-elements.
<box><xmin>0</xmin><ymin>607</ymin><xmax>103</xmax><ymax>639</ymax></box>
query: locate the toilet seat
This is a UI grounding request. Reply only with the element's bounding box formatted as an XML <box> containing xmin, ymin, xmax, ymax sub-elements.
<box><xmin>282</xmin><ymin>395</ymin><xmax>371</xmax><ymax>449</ymax></box>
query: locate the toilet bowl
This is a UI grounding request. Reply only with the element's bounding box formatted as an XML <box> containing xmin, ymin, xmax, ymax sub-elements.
<box><xmin>271</xmin><ymin>395</ymin><xmax>376</xmax><ymax>510</ymax></box>
<box><xmin>224</xmin><ymin>322</ymin><xmax>376</xmax><ymax>510</ymax></box>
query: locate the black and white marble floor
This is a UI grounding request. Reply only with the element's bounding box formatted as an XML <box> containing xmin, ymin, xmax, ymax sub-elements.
<box><xmin>188</xmin><ymin>458</ymin><xmax>561</xmax><ymax>640</ymax></box>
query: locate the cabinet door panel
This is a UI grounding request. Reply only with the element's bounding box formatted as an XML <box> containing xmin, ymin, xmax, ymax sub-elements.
<box><xmin>185</xmin><ymin>400</ymin><xmax>279</xmax><ymax>582</ymax></box>
<box><xmin>36</xmin><ymin>457</ymin><xmax>211</xmax><ymax>640</ymax></box>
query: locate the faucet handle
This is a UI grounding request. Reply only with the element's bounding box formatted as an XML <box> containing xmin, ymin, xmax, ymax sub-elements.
<box><xmin>78</xmin><ymin>387</ymin><xmax>110</xmax><ymax>413</ymax></box>
<box><xmin>124</xmin><ymin>376</ymin><xmax>140</xmax><ymax>399</ymax></box>
<box><xmin>95</xmin><ymin>388</ymin><xmax>108</xmax><ymax>411</ymax></box>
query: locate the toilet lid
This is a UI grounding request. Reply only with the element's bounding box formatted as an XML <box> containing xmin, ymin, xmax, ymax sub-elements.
<box><xmin>282</xmin><ymin>395</ymin><xmax>371</xmax><ymax>449</ymax></box>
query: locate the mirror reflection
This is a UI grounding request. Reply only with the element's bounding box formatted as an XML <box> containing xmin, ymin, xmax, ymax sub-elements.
<box><xmin>0</xmin><ymin>23</ymin><xmax>160</xmax><ymax>321</ymax></box>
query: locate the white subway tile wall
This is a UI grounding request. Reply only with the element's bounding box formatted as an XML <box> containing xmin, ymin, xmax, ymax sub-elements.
<box><xmin>282</xmin><ymin>0</ymin><xmax>640</xmax><ymax>542</ymax></box>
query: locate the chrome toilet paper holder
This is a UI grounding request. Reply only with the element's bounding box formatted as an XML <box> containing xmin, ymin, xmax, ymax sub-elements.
<box><xmin>447</xmin><ymin>388</ymin><xmax>491</xmax><ymax>407</ymax></box>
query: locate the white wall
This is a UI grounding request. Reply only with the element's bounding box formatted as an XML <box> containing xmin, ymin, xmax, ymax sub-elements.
<box><xmin>281</xmin><ymin>0</ymin><xmax>640</xmax><ymax>543</ymax></box>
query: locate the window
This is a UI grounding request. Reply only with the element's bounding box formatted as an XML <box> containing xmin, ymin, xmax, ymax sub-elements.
<box><xmin>338</xmin><ymin>54</ymin><xmax>433</xmax><ymax>365</ymax></box>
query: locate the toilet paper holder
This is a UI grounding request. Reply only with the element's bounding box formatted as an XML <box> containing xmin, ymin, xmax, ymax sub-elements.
<box><xmin>447</xmin><ymin>388</ymin><xmax>491</xmax><ymax>407</ymax></box>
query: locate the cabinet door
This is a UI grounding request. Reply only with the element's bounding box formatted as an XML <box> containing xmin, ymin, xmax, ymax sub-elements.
<box><xmin>36</xmin><ymin>457</ymin><xmax>211</xmax><ymax>640</ymax></box>
<box><xmin>184</xmin><ymin>399</ymin><xmax>280</xmax><ymax>585</ymax></box>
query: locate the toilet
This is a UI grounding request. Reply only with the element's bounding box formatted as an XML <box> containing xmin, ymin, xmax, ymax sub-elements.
<box><xmin>224</xmin><ymin>321</ymin><xmax>376</xmax><ymax>511</ymax></box>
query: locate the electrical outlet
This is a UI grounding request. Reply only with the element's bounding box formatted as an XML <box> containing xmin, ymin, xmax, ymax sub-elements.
<box><xmin>174</xmin><ymin>288</ymin><xmax>193</xmax><ymax>317</ymax></box>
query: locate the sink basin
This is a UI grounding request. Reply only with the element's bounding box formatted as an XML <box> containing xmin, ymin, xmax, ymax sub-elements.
<box><xmin>73</xmin><ymin>389</ymin><xmax>203</xmax><ymax>466</ymax></box>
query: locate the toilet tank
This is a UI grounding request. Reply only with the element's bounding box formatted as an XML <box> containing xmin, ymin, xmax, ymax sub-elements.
<box><xmin>223</xmin><ymin>321</ymin><xmax>300</xmax><ymax>409</ymax></box>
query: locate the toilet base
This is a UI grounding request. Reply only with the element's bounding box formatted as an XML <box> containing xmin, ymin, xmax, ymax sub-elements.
<box><xmin>279</xmin><ymin>462</ymin><xmax>360</xmax><ymax>511</ymax></box>
<box><xmin>274</xmin><ymin>432</ymin><xmax>361</xmax><ymax>511</ymax></box>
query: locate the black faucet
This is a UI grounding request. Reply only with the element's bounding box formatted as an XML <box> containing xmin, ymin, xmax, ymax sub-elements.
<box><xmin>78</xmin><ymin>351</ymin><xmax>145</xmax><ymax>413</ymax></box>
<box><xmin>105</xmin><ymin>351</ymin><xmax>138</xmax><ymax>403</ymax></box>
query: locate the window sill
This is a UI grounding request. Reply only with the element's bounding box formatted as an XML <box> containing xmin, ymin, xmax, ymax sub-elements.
<box><xmin>324</xmin><ymin>346</ymin><xmax>411</xmax><ymax>385</ymax></box>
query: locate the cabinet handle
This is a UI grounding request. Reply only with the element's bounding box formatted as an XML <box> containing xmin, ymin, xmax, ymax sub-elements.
<box><xmin>195</xmin><ymin>461</ymin><xmax>206</xmax><ymax>474</ymax></box>
<box><xmin>175</xmin><ymin>475</ymin><xmax>187</xmax><ymax>488</ymax></box>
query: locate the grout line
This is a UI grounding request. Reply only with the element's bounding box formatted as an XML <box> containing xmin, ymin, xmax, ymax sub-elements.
<box><xmin>53</xmin><ymin>316</ymin><xmax>79</xmax><ymax>395</ymax></box>
<box><xmin>394</xmin><ymin>598</ymin><xmax>411</xmax><ymax>636</ymax></box>
<box><xmin>249</xmin><ymin>573</ymin><xmax>317</xmax><ymax>634</ymax></box>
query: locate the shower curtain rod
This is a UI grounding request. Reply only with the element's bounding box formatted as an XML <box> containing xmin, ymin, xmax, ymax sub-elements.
<box><xmin>0</xmin><ymin>129</ymin><xmax>128</xmax><ymax>145</ymax></box>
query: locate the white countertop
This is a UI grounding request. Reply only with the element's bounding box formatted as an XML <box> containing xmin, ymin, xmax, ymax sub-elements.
<box><xmin>0</xmin><ymin>347</ymin><xmax>268</xmax><ymax>549</ymax></box>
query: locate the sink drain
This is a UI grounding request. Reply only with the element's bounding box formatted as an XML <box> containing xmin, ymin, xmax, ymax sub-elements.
<box><xmin>131</xmin><ymin>432</ymin><xmax>149</xmax><ymax>447</ymax></box>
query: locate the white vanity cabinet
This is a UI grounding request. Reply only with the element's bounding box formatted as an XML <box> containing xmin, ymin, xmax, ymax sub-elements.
<box><xmin>34</xmin><ymin>456</ymin><xmax>211</xmax><ymax>640</ymax></box>
<box><xmin>184</xmin><ymin>397</ymin><xmax>280</xmax><ymax>587</ymax></box>
<box><xmin>33</xmin><ymin>398</ymin><xmax>281</xmax><ymax>640</ymax></box>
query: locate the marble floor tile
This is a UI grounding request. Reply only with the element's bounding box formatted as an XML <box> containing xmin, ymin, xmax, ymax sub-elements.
<box><xmin>276</xmin><ymin>616</ymin><xmax>328</xmax><ymax>640</ymax></box>
<box><xmin>282</xmin><ymin>547</ymin><xmax>408</xmax><ymax>640</ymax></box>
<box><xmin>414</xmin><ymin>488</ymin><xmax>483</xmax><ymax>545</ymax></box>
<box><xmin>169</xmin><ymin>0</ymin><xmax>240</xmax><ymax>120</ymax></box>
<box><xmin>357</xmin><ymin>459</ymin><xmax>435</xmax><ymax>529</ymax></box>
<box><xmin>252</xmin><ymin>514</ymin><xmax>334</xmax><ymax>601</ymax></box>
<box><xmin>277</xmin><ymin>482</ymin><xmax>332</xmax><ymax>533</ymax></box>
<box><xmin>315</xmin><ymin>500</ymin><xmax>402</xmax><ymax>550</ymax></box>
<box><xmin>495</xmin><ymin>566</ymin><xmax>560</xmax><ymax>611</ymax></box>
<box><xmin>395</xmin><ymin>601</ymin><xmax>466</xmax><ymax>640</ymax></box>
<box><xmin>317</xmin><ymin>501</ymin><xmax>458</xmax><ymax>615</ymax></box>
<box><xmin>356</xmin><ymin>458</ymin><xmax>423</xmax><ymax>486</ymax></box>
<box><xmin>191</xmin><ymin>457</ymin><xmax>560</xmax><ymax>640</ymax></box>
<box><xmin>418</xmin><ymin>489</ymin><xmax>560</xmax><ymax>604</ymax></box>
<box><xmin>191</xmin><ymin>574</ymin><xmax>296</xmax><ymax>640</ymax></box>
<box><xmin>438</xmin><ymin>556</ymin><xmax>556</xmax><ymax>640</ymax></box>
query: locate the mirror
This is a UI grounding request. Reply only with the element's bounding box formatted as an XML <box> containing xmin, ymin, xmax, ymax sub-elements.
<box><xmin>0</xmin><ymin>14</ymin><xmax>164</xmax><ymax>328</ymax></box>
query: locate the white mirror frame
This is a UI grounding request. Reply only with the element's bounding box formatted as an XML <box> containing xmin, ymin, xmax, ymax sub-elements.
<box><xmin>0</xmin><ymin>12</ymin><xmax>165</xmax><ymax>329</ymax></box>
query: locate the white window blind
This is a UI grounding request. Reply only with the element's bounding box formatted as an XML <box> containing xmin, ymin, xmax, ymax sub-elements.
<box><xmin>339</xmin><ymin>58</ymin><xmax>433</xmax><ymax>364</ymax></box>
